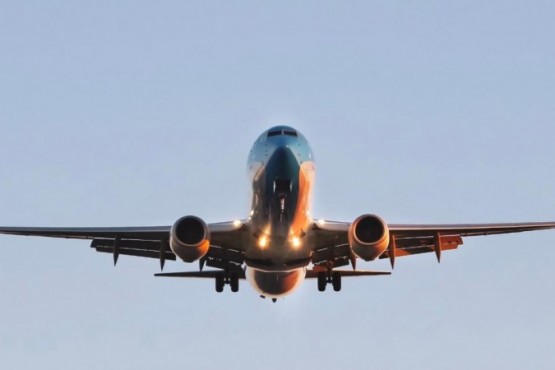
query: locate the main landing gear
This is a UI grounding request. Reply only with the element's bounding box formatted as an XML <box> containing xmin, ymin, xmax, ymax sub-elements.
<box><xmin>215</xmin><ymin>272</ymin><xmax>240</xmax><ymax>293</ymax></box>
<box><xmin>317</xmin><ymin>271</ymin><xmax>342</xmax><ymax>292</ymax></box>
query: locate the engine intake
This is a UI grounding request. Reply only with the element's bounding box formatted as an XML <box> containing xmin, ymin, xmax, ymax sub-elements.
<box><xmin>349</xmin><ymin>214</ymin><xmax>390</xmax><ymax>261</ymax></box>
<box><xmin>170</xmin><ymin>216</ymin><xmax>210</xmax><ymax>262</ymax></box>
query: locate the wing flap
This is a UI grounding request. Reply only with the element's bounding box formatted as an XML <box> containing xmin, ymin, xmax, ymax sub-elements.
<box><xmin>205</xmin><ymin>245</ymin><xmax>244</xmax><ymax>264</ymax></box>
<box><xmin>390</xmin><ymin>222</ymin><xmax>555</xmax><ymax>237</ymax></box>
<box><xmin>305</xmin><ymin>270</ymin><xmax>391</xmax><ymax>278</ymax></box>
<box><xmin>155</xmin><ymin>270</ymin><xmax>246</xmax><ymax>279</ymax></box>
<box><xmin>91</xmin><ymin>238</ymin><xmax>163</xmax><ymax>251</ymax></box>
<box><xmin>382</xmin><ymin>235</ymin><xmax>463</xmax><ymax>259</ymax></box>
<box><xmin>95</xmin><ymin>246</ymin><xmax>176</xmax><ymax>260</ymax></box>
<box><xmin>91</xmin><ymin>237</ymin><xmax>176</xmax><ymax>261</ymax></box>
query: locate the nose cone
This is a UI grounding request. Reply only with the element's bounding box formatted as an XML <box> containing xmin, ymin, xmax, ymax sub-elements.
<box><xmin>274</xmin><ymin>143</ymin><xmax>293</xmax><ymax>156</ymax></box>
<box><xmin>269</xmin><ymin>144</ymin><xmax>300</xmax><ymax>171</ymax></box>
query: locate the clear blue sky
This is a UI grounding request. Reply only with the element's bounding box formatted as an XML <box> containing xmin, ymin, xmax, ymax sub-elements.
<box><xmin>1</xmin><ymin>1</ymin><xmax>555</xmax><ymax>369</ymax></box>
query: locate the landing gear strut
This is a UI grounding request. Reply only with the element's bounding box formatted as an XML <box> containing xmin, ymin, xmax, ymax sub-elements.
<box><xmin>215</xmin><ymin>272</ymin><xmax>239</xmax><ymax>293</ymax></box>
<box><xmin>317</xmin><ymin>271</ymin><xmax>342</xmax><ymax>292</ymax></box>
<box><xmin>230</xmin><ymin>273</ymin><xmax>239</xmax><ymax>292</ymax></box>
<box><xmin>215</xmin><ymin>273</ymin><xmax>225</xmax><ymax>293</ymax></box>
<box><xmin>332</xmin><ymin>271</ymin><xmax>341</xmax><ymax>292</ymax></box>
<box><xmin>317</xmin><ymin>272</ymin><xmax>327</xmax><ymax>292</ymax></box>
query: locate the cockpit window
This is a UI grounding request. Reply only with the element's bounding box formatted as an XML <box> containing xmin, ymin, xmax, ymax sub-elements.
<box><xmin>283</xmin><ymin>130</ymin><xmax>297</xmax><ymax>137</ymax></box>
<box><xmin>267</xmin><ymin>129</ymin><xmax>298</xmax><ymax>138</ymax></box>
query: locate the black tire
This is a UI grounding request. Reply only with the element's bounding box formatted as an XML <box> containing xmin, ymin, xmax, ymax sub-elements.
<box><xmin>332</xmin><ymin>271</ymin><xmax>341</xmax><ymax>292</ymax></box>
<box><xmin>215</xmin><ymin>273</ymin><xmax>225</xmax><ymax>293</ymax></box>
<box><xmin>317</xmin><ymin>272</ymin><xmax>327</xmax><ymax>292</ymax></box>
<box><xmin>230</xmin><ymin>273</ymin><xmax>239</xmax><ymax>293</ymax></box>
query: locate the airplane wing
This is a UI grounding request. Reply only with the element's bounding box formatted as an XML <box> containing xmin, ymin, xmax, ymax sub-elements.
<box><xmin>0</xmin><ymin>221</ymin><xmax>248</xmax><ymax>270</ymax></box>
<box><xmin>311</xmin><ymin>220</ymin><xmax>555</xmax><ymax>268</ymax></box>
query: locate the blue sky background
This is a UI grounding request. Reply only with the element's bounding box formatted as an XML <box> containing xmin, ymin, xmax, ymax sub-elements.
<box><xmin>1</xmin><ymin>1</ymin><xmax>555</xmax><ymax>369</ymax></box>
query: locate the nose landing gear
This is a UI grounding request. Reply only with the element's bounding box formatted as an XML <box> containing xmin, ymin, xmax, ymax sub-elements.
<box><xmin>317</xmin><ymin>271</ymin><xmax>342</xmax><ymax>292</ymax></box>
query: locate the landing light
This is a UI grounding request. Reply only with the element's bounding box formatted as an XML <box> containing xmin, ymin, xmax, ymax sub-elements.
<box><xmin>291</xmin><ymin>237</ymin><xmax>301</xmax><ymax>249</ymax></box>
<box><xmin>258</xmin><ymin>235</ymin><xmax>268</xmax><ymax>249</ymax></box>
<box><xmin>233</xmin><ymin>220</ymin><xmax>242</xmax><ymax>227</ymax></box>
<box><xmin>317</xmin><ymin>219</ymin><xmax>326</xmax><ymax>226</ymax></box>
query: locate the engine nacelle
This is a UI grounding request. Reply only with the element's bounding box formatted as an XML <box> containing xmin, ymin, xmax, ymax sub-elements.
<box><xmin>170</xmin><ymin>216</ymin><xmax>210</xmax><ymax>263</ymax></box>
<box><xmin>348</xmin><ymin>214</ymin><xmax>390</xmax><ymax>261</ymax></box>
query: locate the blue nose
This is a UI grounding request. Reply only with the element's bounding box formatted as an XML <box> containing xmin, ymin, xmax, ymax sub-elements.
<box><xmin>269</xmin><ymin>146</ymin><xmax>298</xmax><ymax>171</ymax></box>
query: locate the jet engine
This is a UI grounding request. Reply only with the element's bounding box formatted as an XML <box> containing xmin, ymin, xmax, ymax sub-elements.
<box><xmin>170</xmin><ymin>216</ymin><xmax>210</xmax><ymax>262</ymax></box>
<box><xmin>348</xmin><ymin>214</ymin><xmax>390</xmax><ymax>261</ymax></box>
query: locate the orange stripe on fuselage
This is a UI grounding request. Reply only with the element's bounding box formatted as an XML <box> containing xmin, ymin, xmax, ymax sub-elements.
<box><xmin>290</xmin><ymin>161</ymin><xmax>315</xmax><ymax>238</ymax></box>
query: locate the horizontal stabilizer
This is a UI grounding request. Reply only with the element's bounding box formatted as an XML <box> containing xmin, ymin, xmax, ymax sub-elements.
<box><xmin>155</xmin><ymin>270</ymin><xmax>246</xmax><ymax>279</ymax></box>
<box><xmin>305</xmin><ymin>270</ymin><xmax>391</xmax><ymax>278</ymax></box>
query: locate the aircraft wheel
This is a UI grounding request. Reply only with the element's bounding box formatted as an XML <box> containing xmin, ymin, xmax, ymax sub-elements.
<box><xmin>230</xmin><ymin>273</ymin><xmax>239</xmax><ymax>293</ymax></box>
<box><xmin>332</xmin><ymin>271</ymin><xmax>342</xmax><ymax>292</ymax></box>
<box><xmin>215</xmin><ymin>273</ymin><xmax>225</xmax><ymax>293</ymax></box>
<box><xmin>317</xmin><ymin>272</ymin><xmax>326</xmax><ymax>292</ymax></box>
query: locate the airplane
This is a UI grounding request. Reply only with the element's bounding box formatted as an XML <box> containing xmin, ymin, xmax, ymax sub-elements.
<box><xmin>1</xmin><ymin>125</ymin><xmax>555</xmax><ymax>302</ymax></box>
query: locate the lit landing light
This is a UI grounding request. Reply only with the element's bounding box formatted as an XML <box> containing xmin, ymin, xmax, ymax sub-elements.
<box><xmin>291</xmin><ymin>237</ymin><xmax>301</xmax><ymax>249</ymax></box>
<box><xmin>233</xmin><ymin>220</ymin><xmax>242</xmax><ymax>227</ymax></box>
<box><xmin>258</xmin><ymin>235</ymin><xmax>268</xmax><ymax>249</ymax></box>
<box><xmin>317</xmin><ymin>219</ymin><xmax>326</xmax><ymax>226</ymax></box>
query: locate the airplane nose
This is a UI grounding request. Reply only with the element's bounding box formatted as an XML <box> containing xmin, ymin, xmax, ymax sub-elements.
<box><xmin>270</xmin><ymin>144</ymin><xmax>299</xmax><ymax>172</ymax></box>
<box><xmin>272</xmin><ymin>145</ymin><xmax>296</xmax><ymax>163</ymax></box>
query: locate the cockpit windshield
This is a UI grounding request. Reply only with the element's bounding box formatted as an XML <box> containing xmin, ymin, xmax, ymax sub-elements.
<box><xmin>267</xmin><ymin>129</ymin><xmax>298</xmax><ymax>138</ymax></box>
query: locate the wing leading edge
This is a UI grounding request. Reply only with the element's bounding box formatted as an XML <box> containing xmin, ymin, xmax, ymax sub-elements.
<box><xmin>311</xmin><ymin>220</ymin><xmax>555</xmax><ymax>267</ymax></box>
<box><xmin>0</xmin><ymin>221</ymin><xmax>248</xmax><ymax>270</ymax></box>
<box><xmin>0</xmin><ymin>226</ymin><xmax>170</xmax><ymax>240</ymax></box>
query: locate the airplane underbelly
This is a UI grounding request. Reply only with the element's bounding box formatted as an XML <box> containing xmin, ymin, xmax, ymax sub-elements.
<box><xmin>246</xmin><ymin>268</ymin><xmax>306</xmax><ymax>298</ymax></box>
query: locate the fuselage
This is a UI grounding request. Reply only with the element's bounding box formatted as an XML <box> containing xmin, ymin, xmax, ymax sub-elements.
<box><xmin>244</xmin><ymin>126</ymin><xmax>316</xmax><ymax>298</ymax></box>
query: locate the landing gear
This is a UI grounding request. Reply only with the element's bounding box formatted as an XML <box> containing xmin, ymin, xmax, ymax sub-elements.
<box><xmin>214</xmin><ymin>272</ymin><xmax>239</xmax><ymax>293</ymax></box>
<box><xmin>230</xmin><ymin>273</ymin><xmax>239</xmax><ymax>293</ymax></box>
<box><xmin>332</xmin><ymin>271</ymin><xmax>342</xmax><ymax>292</ymax></box>
<box><xmin>215</xmin><ymin>273</ymin><xmax>225</xmax><ymax>293</ymax></box>
<box><xmin>317</xmin><ymin>272</ymin><xmax>327</xmax><ymax>292</ymax></box>
<box><xmin>316</xmin><ymin>271</ymin><xmax>342</xmax><ymax>292</ymax></box>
